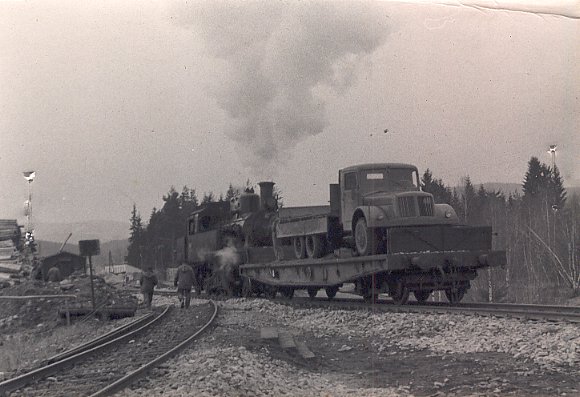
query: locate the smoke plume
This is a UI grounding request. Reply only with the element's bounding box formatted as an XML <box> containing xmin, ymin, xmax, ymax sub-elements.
<box><xmin>177</xmin><ymin>2</ymin><xmax>389</xmax><ymax>171</ymax></box>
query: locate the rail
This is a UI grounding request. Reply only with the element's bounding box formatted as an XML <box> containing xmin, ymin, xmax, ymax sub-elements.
<box><xmin>0</xmin><ymin>301</ymin><xmax>218</xmax><ymax>397</ymax></box>
<box><xmin>279</xmin><ymin>296</ymin><xmax>580</xmax><ymax>324</ymax></box>
<box><xmin>0</xmin><ymin>306</ymin><xmax>170</xmax><ymax>396</ymax></box>
<box><xmin>90</xmin><ymin>300</ymin><xmax>218</xmax><ymax>396</ymax></box>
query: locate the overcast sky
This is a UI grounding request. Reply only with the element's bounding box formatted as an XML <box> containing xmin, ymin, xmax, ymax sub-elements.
<box><xmin>1</xmin><ymin>0</ymin><xmax>578</xmax><ymax>230</ymax></box>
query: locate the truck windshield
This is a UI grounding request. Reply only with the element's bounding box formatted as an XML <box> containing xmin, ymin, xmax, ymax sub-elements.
<box><xmin>360</xmin><ymin>168</ymin><xmax>418</xmax><ymax>192</ymax></box>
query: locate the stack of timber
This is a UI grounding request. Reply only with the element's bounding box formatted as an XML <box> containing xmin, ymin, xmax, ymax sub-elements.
<box><xmin>0</xmin><ymin>219</ymin><xmax>21</xmax><ymax>260</ymax></box>
<box><xmin>0</xmin><ymin>220</ymin><xmax>23</xmax><ymax>285</ymax></box>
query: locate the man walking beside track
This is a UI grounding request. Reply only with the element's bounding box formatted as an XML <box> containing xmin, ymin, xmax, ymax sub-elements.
<box><xmin>174</xmin><ymin>262</ymin><xmax>195</xmax><ymax>308</ymax></box>
<box><xmin>139</xmin><ymin>267</ymin><xmax>158</xmax><ymax>309</ymax></box>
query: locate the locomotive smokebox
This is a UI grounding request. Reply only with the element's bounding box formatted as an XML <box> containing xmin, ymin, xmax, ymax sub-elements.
<box><xmin>258</xmin><ymin>181</ymin><xmax>276</xmax><ymax>211</ymax></box>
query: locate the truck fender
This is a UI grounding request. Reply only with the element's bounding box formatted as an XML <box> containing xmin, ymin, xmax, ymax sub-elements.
<box><xmin>433</xmin><ymin>203</ymin><xmax>459</xmax><ymax>222</ymax></box>
<box><xmin>353</xmin><ymin>206</ymin><xmax>393</xmax><ymax>229</ymax></box>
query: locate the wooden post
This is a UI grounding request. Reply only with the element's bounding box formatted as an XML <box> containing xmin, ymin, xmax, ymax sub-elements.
<box><xmin>65</xmin><ymin>297</ymin><xmax>71</xmax><ymax>326</ymax></box>
<box><xmin>88</xmin><ymin>255</ymin><xmax>96</xmax><ymax>312</ymax></box>
<box><xmin>79</xmin><ymin>240</ymin><xmax>100</xmax><ymax>314</ymax></box>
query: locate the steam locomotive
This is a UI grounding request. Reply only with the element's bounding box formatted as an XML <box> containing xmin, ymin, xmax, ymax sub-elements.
<box><xmin>182</xmin><ymin>182</ymin><xmax>280</xmax><ymax>296</ymax></box>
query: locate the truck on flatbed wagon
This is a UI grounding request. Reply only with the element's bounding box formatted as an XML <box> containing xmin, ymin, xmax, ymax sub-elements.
<box><xmin>240</xmin><ymin>163</ymin><xmax>506</xmax><ymax>304</ymax></box>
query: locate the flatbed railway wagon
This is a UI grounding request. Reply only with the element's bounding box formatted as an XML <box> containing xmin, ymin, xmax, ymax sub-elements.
<box><xmin>240</xmin><ymin>163</ymin><xmax>506</xmax><ymax>304</ymax></box>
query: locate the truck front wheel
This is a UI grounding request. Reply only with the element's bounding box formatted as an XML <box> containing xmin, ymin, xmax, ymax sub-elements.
<box><xmin>354</xmin><ymin>217</ymin><xmax>379</xmax><ymax>256</ymax></box>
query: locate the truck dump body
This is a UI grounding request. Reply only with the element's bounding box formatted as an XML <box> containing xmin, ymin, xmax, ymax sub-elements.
<box><xmin>276</xmin><ymin>206</ymin><xmax>333</xmax><ymax>238</ymax></box>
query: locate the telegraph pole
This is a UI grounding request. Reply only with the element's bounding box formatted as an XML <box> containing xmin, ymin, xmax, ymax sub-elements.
<box><xmin>22</xmin><ymin>171</ymin><xmax>35</xmax><ymax>233</ymax></box>
<box><xmin>548</xmin><ymin>145</ymin><xmax>557</xmax><ymax>170</ymax></box>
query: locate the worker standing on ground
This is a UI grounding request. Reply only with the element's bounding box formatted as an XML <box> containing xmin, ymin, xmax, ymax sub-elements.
<box><xmin>174</xmin><ymin>262</ymin><xmax>195</xmax><ymax>308</ymax></box>
<box><xmin>139</xmin><ymin>267</ymin><xmax>158</xmax><ymax>309</ymax></box>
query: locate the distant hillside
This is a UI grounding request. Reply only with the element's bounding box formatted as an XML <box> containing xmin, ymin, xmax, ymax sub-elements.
<box><xmin>567</xmin><ymin>186</ymin><xmax>580</xmax><ymax>199</ymax></box>
<box><xmin>34</xmin><ymin>220</ymin><xmax>129</xmax><ymax>244</ymax></box>
<box><xmin>480</xmin><ymin>183</ymin><xmax>579</xmax><ymax>199</ymax></box>
<box><xmin>451</xmin><ymin>182</ymin><xmax>522</xmax><ymax>196</ymax></box>
<box><xmin>451</xmin><ymin>182</ymin><xmax>579</xmax><ymax>200</ymax></box>
<box><xmin>481</xmin><ymin>183</ymin><xmax>522</xmax><ymax>196</ymax></box>
<box><xmin>36</xmin><ymin>239</ymin><xmax>129</xmax><ymax>267</ymax></box>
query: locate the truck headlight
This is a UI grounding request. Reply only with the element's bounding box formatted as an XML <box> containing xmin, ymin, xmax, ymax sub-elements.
<box><xmin>376</xmin><ymin>214</ymin><xmax>384</xmax><ymax>220</ymax></box>
<box><xmin>445</xmin><ymin>211</ymin><xmax>452</xmax><ymax>218</ymax></box>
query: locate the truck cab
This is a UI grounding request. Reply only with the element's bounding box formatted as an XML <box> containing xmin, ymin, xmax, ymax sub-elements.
<box><xmin>340</xmin><ymin>163</ymin><xmax>420</xmax><ymax>230</ymax></box>
<box><xmin>336</xmin><ymin>163</ymin><xmax>459</xmax><ymax>255</ymax></box>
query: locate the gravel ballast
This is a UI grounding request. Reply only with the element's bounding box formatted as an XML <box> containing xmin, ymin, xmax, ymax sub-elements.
<box><xmin>116</xmin><ymin>295</ymin><xmax>579</xmax><ymax>396</ymax></box>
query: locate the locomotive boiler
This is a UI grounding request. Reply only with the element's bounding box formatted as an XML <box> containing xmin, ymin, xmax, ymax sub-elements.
<box><xmin>183</xmin><ymin>182</ymin><xmax>279</xmax><ymax>296</ymax></box>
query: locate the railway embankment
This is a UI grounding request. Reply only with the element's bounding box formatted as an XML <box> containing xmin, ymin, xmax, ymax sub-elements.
<box><xmin>118</xmin><ymin>295</ymin><xmax>580</xmax><ymax>397</ymax></box>
<box><xmin>2</xmin><ymin>280</ymin><xmax>579</xmax><ymax>396</ymax></box>
<box><xmin>0</xmin><ymin>275</ymin><xmax>138</xmax><ymax>377</ymax></box>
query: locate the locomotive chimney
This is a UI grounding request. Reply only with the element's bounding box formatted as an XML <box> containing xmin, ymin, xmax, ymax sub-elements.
<box><xmin>258</xmin><ymin>181</ymin><xmax>275</xmax><ymax>210</ymax></box>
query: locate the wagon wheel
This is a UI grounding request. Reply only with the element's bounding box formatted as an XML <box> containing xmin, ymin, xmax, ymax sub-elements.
<box><xmin>354</xmin><ymin>217</ymin><xmax>380</xmax><ymax>256</ymax></box>
<box><xmin>264</xmin><ymin>285</ymin><xmax>278</xmax><ymax>299</ymax></box>
<box><xmin>444</xmin><ymin>266</ymin><xmax>466</xmax><ymax>304</ymax></box>
<box><xmin>413</xmin><ymin>290</ymin><xmax>432</xmax><ymax>304</ymax></box>
<box><xmin>280</xmin><ymin>287</ymin><xmax>294</xmax><ymax>299</ymax></box>
<box><xmin>293</xmin><ymin>236</ymin><xmax>307</xmax><ymax>259</ymax></box>
<box><xmin>325</xmin><ymin>286</ymin><xmax>339</xmax><ymax>299</ymax></box>
<box><xmin>389</xmin><ymin>280</ymin><xmax>409</xmax><ymax>305</ymax></box>
<box><xmin>307</xmin><ymin>288</ymin><xmax>318</xmax><ymax>300</ymax></box>
<box><xmin>445</xmin><ymin>288</ymin><xmax>466</xmax><ymax>304</ymax></box>
<box><xmin>363</xmin><ymin>288</ymin><xmax>379</xmax><ymax>303</ymax></box>
<box><xmin>306</xmin><ymin>235</ymin><xmax>326</xmax><ymax>258</ymax></box>
<box><xmin>241</xmin><ymin>277</ymin><xmax>253</xmax><ymax>298</ymax></box>
<box><xmin>360</xmin><ymin>275</ymin><xmax>379</xmax><ymax>303</ymax></box>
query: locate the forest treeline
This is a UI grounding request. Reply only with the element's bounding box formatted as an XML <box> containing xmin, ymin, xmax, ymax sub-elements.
<box><xmin>127</xmin><ymin>157</ymin><xmax>580</xmax><ymax>303</ymax></box>
<box><xmin>127</xmin><ymin>184</ymin><xmax>241</xmax><ymax>274</ymax></box>
<box><xmin>423</xmin><ymin>157</ymin><xmax>578</xmax><ymax>303</ymax></box>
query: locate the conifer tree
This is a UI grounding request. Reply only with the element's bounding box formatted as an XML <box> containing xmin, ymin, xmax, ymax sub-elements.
<box><xmin>462</xmin><ymin>176</ymin><xmax>477</xmax><ymax>224</ymax></box>
<box><xmin>421</xmin><ymin>169</ymin><xmax>452</xmax><ymax>204</ymax></box>
<box><xmin>127</xmin><ymin>204</ymin><xmax>144</xmax><ymax>267</ymax></box>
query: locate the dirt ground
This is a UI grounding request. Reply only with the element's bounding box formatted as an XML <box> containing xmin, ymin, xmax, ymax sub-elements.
<box><xmin>214</xmin><ymin>300</ymin><xmax>580</xmax><ymax>396</ymax></box>
<box><xmin>248</xmin><ymin>333</ymin><xmax>579</xmax><ymax>396</ymax></box>
<box><xmin>0</xmin><ymin>275</ymin><xmax>139</xmax><ymax>375</ymax></box>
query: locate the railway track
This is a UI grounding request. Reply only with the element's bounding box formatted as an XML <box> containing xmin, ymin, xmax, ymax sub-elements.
<box><xmin>0</xmin><ymin>301</ymin><xmax>217</xmax><ymax>397</ymax></box>
<box><xmin>277</xmin><ymin>294</ymin><xmax>580</xmax><ymax>324</ymax></box>
<box><xmin>159</xmin><ymin>286</ymin><xmax>580</xmax><ymax>323</ymax></box>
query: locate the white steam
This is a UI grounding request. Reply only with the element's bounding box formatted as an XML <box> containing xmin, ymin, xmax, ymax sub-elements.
<box><xmin>214</xmin><ymin>244</ymin><xmax>241</xmax><ymax>271</ymax></box>
<box><xmin>177</xmin><ymin>2</ymin><xmax>389</xmax><ymax>171</ymax></box>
